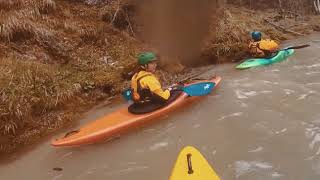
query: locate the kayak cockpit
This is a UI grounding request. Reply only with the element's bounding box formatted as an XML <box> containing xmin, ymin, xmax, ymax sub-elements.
<box><xmin>128</xmin><ymin>91</ymin><xmax>183</xmax><ymax>114</ymax></box>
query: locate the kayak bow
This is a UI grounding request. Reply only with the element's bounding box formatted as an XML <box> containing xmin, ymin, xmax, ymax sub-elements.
<box><xmin>170</xmin><ymin>146</ymin><xmax>220</xmax><ymax>180</ymax></box>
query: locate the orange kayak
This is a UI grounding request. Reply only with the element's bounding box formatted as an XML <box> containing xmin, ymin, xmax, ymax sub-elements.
<box><xmin>51</xmin><ymin>76</ymin><xmax>222</xmax><ymax>147</ymax></box>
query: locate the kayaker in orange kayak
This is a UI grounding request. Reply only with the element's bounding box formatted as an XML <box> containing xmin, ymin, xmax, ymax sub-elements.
<box><xmin>128</xmin><ymin>52</ymin><xmax>182</xmax><ymax>114</ymax></box>
<box><xmin>248</xmin><ymin>31</ymin><xmax>280</xmax><ymax>58</ymax></box>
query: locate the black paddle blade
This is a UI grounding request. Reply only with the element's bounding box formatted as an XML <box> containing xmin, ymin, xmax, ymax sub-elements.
<box><xmin>285</xmin><ymin>44</ymin><xmax>310</xmax><ymax>50</ymax></box>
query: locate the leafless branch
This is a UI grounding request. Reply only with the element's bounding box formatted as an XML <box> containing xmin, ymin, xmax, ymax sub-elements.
<box><xmin>264</xmin><ymin>18</ymin><xmax>305</xmax><ymax>36</ymax></box>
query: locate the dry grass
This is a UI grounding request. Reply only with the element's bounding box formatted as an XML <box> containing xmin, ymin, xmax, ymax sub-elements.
<box><xmin>78</xmin><ymin>26</ymin><xmax>100</xmax><ymax>43</ymax></box>
<box><xmin>0</xmin><ymin>55</ymin><xmax>122</xmax><ymax>137</ymax></box>
<box><xmin>0</xmin><ymin>1</ymin><xmax>140</xmax><ymax>153</ymax></box>
<box><xmin>0</xmin><ymin>15</ymin><xmax>36</xmax><ymax>41</ymax></box>
<box><xmin>0</xmin><ymin>58</ymin><xmax>67</xmax><ymax>135</ymax></box>
<box><xmin>214</xmin><ymin>9</ymin><xmax>250</xmax><ymax>59</ymax></box>
<box><xmin>229</xmin><ymin>0</ymin><xmax>315</xmax><ymax>14</ymax></box>
<box><xmin>0</xmin><ymin>1</ymin><xmax>140</xmax><ymax>151</ymax></box>
<box><xmin>0</xmin><ymin>0</ymin><xmax>57</xmax><ymax>42</ymax></box>
<box><xmin>36</xmin><ymin>0</ymin><xmax>57</xmax><ymax>14</ymax></box>
<box><xmin>0</xmin><ymin>0</ymin><xmax>24</xmax><ymax>11</ymax></box>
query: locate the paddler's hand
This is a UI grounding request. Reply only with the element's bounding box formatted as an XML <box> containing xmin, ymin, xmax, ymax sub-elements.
<box><xmin>167</xmin><ymin>85</ymin><xmax>183</xmax><ymax>92</ymax></box>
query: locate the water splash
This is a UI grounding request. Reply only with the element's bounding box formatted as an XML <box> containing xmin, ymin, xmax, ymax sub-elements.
<box><xmin>217</xmin><ymin>112</ymin><xmax>244</xmax><ymax>121</ymax></box>
<box><xmin>234</xmin><ymin>161</ymin><xmax>273</xmax><ymax>178</ymax></box>
<box><xmin>149</xmin><ymin>142</ymin><xmax>169</xmax><ymax>151</ymax></box>
<box><xmin>248</xmin><ymin>146</ymin><xmax>263</xmax><ymax>153</ymax></box>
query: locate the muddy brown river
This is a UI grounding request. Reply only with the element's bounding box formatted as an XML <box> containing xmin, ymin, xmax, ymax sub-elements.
<box><xmin>1</xmin><ymin>34</ymin><xmax>320</xmax><ymax>180</ymax></box>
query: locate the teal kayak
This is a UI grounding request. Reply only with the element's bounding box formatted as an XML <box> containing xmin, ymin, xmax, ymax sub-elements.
<box><xmin>236</xmin><ymin>49</ymin><xmax>295</xmax><ymax>69</ymax></box>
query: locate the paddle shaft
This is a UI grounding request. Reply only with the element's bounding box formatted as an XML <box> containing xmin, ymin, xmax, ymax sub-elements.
<box><xmin>177</xmin><ymin>71</ymin><xmax>209</xmax><ymax>84</ymax></box>
<box><xmin>122</xmin><ymin>69</ymin><xmax>213</xmax><ymax>99</ymax></box>
<box><xmin>282</xmin><ymin>44</ymin><xmax>310</xmax><ymax>50</ymax></box>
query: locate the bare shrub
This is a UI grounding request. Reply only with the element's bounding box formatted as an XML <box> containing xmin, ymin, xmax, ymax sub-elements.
<box><xmin>35</xmin><ymin>0</ymin><xmax>57</xmax><ymax>14</ymax></box>
<box><xmin>227</xmin><ymin>0</ymin><xmax>314</xmax><ymax>14</ymax></box>
<box><xmin>100</xmin><ymin>0</ymin><xmax>135</xmax><ymax>31</ymax></box>
<box><xmin>78</xmin><ymin>27</ymin><xmax>100</xmax><ymax>43</ymax></box>
<box><xmin>214</xmin><ymin>10</ymin><xmax>249</xmax><ymax>57</ymax></box>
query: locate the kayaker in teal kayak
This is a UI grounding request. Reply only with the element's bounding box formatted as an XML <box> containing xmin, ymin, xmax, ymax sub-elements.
<box><xmin>128</xmin><ymin>52</ymin><xmax>182</xmax><ymax>114</ymax></box>
<box><xmin>248</xmin><ymin>31</ymin><xmax>280</xmax><ymax>58</ymax></box>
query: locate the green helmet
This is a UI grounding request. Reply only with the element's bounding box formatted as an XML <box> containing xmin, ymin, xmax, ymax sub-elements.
<box><xmin>138</xmin><ymin>52</ymin><xmax>157</xmax><ymax>65</ymax></box>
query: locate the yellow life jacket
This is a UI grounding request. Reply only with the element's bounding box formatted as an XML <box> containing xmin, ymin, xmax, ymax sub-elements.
<box><xmin>249</xmin><ymin>39</ymin><xmax>279</xmax><ymax>58</ymax></box>
<box><xmin>259</xmin><ymin>39</ymin><xmax>279</xmax><ymax>52</ymax></box>
<box><xmin>131</xmin><ymin>71</ymin><xmax>170</xmax><ymax>103</ymax></box>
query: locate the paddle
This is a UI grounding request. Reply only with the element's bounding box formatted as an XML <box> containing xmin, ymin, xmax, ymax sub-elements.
<box><xmin>122</xmin><ymin>88</ymin><xmax>133</xmax><ymax>101</ymax></box>
<box><xmin>176</xmin><ymin>71</ymin><xmax>207</xmax><ymax>84</ymax></box>
<box><xmin>122</xmin><ymin>82</ymin><xmax>215</xmax><ymax>101</ymax></box>
<box><xmin>121</xmin><ymin>70</ymin><xmax>213</xmax><ymax>101</ymax></box>
<box><xmin>281</xmin><ymin>44</ymin><xmax>310</xmax><ymax>51</ymax></box>
<box><xmin>182</xmin><ymin>82</ymin><xmax>215</xmax><ymax>96</ymax></box>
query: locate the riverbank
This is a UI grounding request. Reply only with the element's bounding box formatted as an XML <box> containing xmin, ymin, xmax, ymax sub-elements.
<box><xmin>1</xmin><ymin>1</ymin><xmax>319</xmax><ymax>154</ymax></box>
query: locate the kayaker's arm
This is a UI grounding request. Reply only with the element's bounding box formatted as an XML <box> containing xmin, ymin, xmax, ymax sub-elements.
<box><xmin>140</xmin><ymin>76</ymin><xmax>170</xmax><ymax>100</ymax></box>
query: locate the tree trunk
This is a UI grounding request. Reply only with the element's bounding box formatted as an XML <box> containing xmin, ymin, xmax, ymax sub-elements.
<box><xmin>278</xmin><ymin>0</ymin><xmax>282</xmax><ymax>9</ymax></box>
<box><xmin>314</xmin><ymin>0</ymin><xmax>320</xmax><ymax>14</ymax></box>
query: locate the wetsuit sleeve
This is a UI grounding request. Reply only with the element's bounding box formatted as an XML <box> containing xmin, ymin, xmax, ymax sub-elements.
<box><xmin>140</xmin><ymin>76</ymin><xmax>170</xmax><ymax>100</ymax></box>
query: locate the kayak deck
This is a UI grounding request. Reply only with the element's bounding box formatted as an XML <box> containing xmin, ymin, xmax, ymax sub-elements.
<box><xmin>170</xmin><ymin>146</ymin><xmax>220</xmax><ymax>180</ymax></box>
<box><xmin>51</xmin><ymin>76</ymin><xmax>222</xmax><ymax>147</ymax></box>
